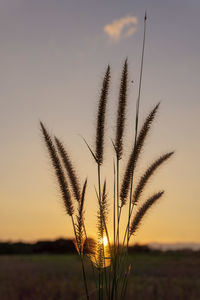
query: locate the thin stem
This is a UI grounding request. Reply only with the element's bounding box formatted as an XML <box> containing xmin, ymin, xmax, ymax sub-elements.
<box><xmin>99</xmin><ymin>271</ymin><xmax>101</xmax><ymax>300</ymax></box>
<box><xmin>111</xmin><ymin>158</ymin><xmax>121</xmax><ymax>300</ymax></box>
<box><xmin>126</xmin><ymin>155</ymin><xmax>136</xmax><ymax>249</ymax></box>
<box><xmin>71</xmin><ymin>216</ymin><xmax>90</xmax><ymax>300</ymax></box>
<box><xmin>108</xmin><ymin>263</ymin><xmax>111</xmax><ymax>299</ymax></box>
<box><xmin>113</xmin><ymin>159</ymin><xmax>116</xmax><ymax>251</ymax></box>
<box><xmin>120</xmin><ymin>265</ymin><xmax>131</xmax><ymax>299</ymax></box>
<box><xmin>123</xmin><ymin>198</ymin><xmax>137</xmax><ymax>249</ymax></box>
<box><xmin>136</xmin><ymin>13</ymin><xmax>147</xmax><ymax>126</ymax></box>
<box><xmin>116</xmin><ymin>158</ymin><xmax>120</xmax><ymax>299</ymax></box>
<box><xmin>83</xmin><ymin>224</ymin><xmax>97</xmax><ymax>288</ymax></box>
<box><xmin>104</xmin><ymin>263</ymin><xmax>109</xmax><ymax>299</ymax></box>
<box><xmin>97</xmin><ymin>165</ymin><xmax>102</xmax><ymax>213</ymax></box>
<box><xmin>97</xmin><ymin>164</ymin><xmax>104</xmax><ymax>298</ymax></box>
<box><xmin>127</xmin><ymin>13</ymin><xmax>147</xmax><ymax>250</ymax></box>
<box><xmin>111</xmin><ymin>159</ymin><xmax>116</xmax><ymax>299</ymax></box>
<box><xmin>81</xmin><ymin>256</ymin><xmax>90</xmax><ymax>300</ymax></box>
<box><xmin>116</xmin><ymin>206</ymin><xmax>122</xmax><ymax>248</ymax></box>
<box><xmin>101</xmin><ymin>270</ymin><xmax>103</xmax><ymax>300</ymax></box>
<box><xmin>111</xmin><ymin>270</ymin><xmax>116</xmax><ymax>300</ymax></box>
<box><xmin>117</xmin><ymin>158</ymin><xmax>120</xmax><ymax>249</ymax></box>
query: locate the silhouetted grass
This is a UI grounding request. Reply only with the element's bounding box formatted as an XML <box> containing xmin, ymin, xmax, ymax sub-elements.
<box><xmin>40</xmin><ymin>14</ymin><xmax>174</xmax><ymax>300</ymax></box>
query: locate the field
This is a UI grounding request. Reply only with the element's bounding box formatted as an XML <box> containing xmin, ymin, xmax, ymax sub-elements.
<box><xmin>0</xmin><ymin>252</ymin><xmax>200</xmax><ymax>300</ymax></box>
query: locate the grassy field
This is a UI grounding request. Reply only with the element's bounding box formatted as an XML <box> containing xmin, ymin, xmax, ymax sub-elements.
<box><xmin>0</xmin><ymin>252</ymin><xmax>200</xmax><ymax>300</ymax></box>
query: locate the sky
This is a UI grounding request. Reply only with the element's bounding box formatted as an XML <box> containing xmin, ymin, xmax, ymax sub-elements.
<box><xmin>0</xmin><ymin>0</ymin><xmax>200</xmax><ymax>244</ymax></box>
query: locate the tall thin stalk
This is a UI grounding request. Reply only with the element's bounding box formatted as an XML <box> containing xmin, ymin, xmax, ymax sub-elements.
<box><xmin>114</xmin><ymin>59</ymin><xmax>128</xmax><ymax>256</ymax></box>
<box><xmin>127</xmin><ymin>13</ymin><xmax>147</xmax><ymax>249</ymax></box>
<box><xmin>72</xmin><ymin>216</ymin><xmax>90</xmax><ymax>300</ymax></box>
<box><xmin>113</xmin><ymin>160</ymin><xmax>116</xmax><ymax>251</ymax></box>
<box><xmin>97</xmin><ymin>164</ymin><xmax>103</xmax><ymax>299</ymax></box>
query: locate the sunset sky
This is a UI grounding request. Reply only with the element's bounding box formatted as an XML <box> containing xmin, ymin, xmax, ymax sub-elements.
<box><xmin>0</xmin><ymin>0</ymin><xmax>199</xmax><ymax>244</ymax></box>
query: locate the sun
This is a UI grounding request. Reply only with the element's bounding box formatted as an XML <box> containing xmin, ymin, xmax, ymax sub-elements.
<box><xmin>103</xmin><ymin>236</ymin><xmax>108</xmax><ymax>247</ymax></box>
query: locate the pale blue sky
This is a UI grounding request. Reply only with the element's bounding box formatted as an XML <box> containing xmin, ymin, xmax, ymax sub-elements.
<box><xmin>0</xmin><ymin>0</ymin><xmax>199</xmax><ymax>243</ymax></box>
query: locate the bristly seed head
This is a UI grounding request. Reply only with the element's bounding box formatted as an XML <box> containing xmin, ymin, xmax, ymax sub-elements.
<box><xmin>132</xmin><ymin>152</ymin><xmax>174</xmax><ymax>206</ymax></box>
<box><xmin>120</xmin><ymin>102</ymin><xmax>160</xmax><ymax>207</ymax></box>
<box><xmin>75</xmin><ymin>179</ymin><xmax>87</xmax><ymax>255</ymax></box>
<box><xmin>40</xmin><ymin>122</ymin><xmax>74</xmax><ymax>216</ymax></box>
<box><xmin>114</xmin><ymin>59</ymin><xmax>128</xmax><ymax>160</ymax></box>
<box><xmin>55</xmin><ymin>137</ymin><xmax>81</xmax><ymax>203</ymax></box>
<box><xmin>95</xmin><ymin>65</ymin><xmax>110</xmax><ymax>165</ymax></box>
<box><xmin>130</xmin><ymin>191</ymin><xmax>164</xmax><ymax>237</ymax></box>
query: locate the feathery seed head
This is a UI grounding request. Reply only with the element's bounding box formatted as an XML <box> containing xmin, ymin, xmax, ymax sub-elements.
<box><xmin>95</xmin><ymin>65</ymin><xmax>110</xmax><ymax>165</ymax></box>
<box><xmin>115</xmin><ymin>59</ymin><xmax>128</xmax><ymax>160</ymax></box>
<box><xmin>130</xmin><ymin>191</ymin><xmax>164</xmax><ymax>237</ymax></box>
<box><xmin>40</xmin><ymin>122</ymin><xmax>74</xmax><ymax>216</ymax></box>
<box><xmin>55</xmin><ymin>136</ymin><xmax>81</xmax><ymax>202</ymax></box>
<box><xmin>120</xmin><ymin>103</ymin><xmax>160</xmax><ymax>206</ymax></box>
<box><xmin>75</xmin><ymin>179</ymin><xmax>88</xmax><ymax>255</ymax></box>
<box><xmin>132</xmin><ymin>151</ymin><xmax>174</xmax><ymax>205</ymax></box>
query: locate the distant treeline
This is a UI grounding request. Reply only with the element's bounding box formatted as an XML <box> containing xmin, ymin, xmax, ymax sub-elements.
<box><xmin>0</xmin><ymin>239</ymin><xmax>198</xmax><ymax>255</ymax></box>
<box><xmin>0</xmin><ymin>239</ymin><xmax>152</xmax><ymax>255</ymax></box>
<box><xmin>0</xmin><ymin>239</ymin><xmax>75</xmax><ymax>255</ymax></box>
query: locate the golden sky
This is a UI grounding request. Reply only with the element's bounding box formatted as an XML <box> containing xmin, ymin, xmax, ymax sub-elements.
<box><xmin>0</xmin><ymin>0</ymin><xmax>199</xmax><ymax>244</ymax></box>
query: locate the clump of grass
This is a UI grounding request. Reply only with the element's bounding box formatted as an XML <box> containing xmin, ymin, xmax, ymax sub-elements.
<box><xmin>40</xmin><ymin>13</ymin><xmax>174</xmax><ymax>300</ymax></box>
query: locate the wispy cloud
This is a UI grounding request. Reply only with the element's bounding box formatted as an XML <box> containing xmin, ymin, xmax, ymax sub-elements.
<box><xmin>104</xmin><ymin>15</ymin><xmax>138</xmax><ymax>42</ymax></box>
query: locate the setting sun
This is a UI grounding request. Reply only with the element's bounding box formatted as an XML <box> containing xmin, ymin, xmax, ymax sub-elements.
<box><xmin>103</xmin><ymin>236</ymin><xmax>108</xmax><ymax>247</ymax></box>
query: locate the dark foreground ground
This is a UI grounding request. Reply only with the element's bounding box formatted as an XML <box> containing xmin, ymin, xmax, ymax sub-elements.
<box><xmin>0</xmin><ymin>252</ymin><xmax>200</xmax><ymax>300</ymax></box>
